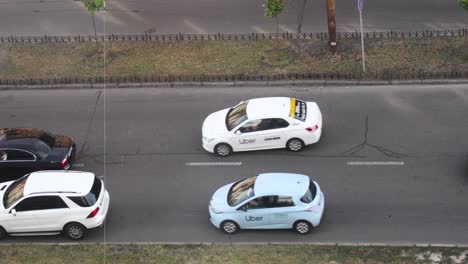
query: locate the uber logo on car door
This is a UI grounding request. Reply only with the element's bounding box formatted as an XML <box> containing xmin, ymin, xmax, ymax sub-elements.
<box><xmin>245</xmin><ymin>216</ymin><xmax>263</xmax><ymax>221</ymax></box>
<box><xmin>239</xmin><ymin>139</ymin><xmax>256</xmax><ymax>144</ymax></box>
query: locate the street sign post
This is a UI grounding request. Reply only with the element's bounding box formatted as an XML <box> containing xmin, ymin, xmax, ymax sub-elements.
<box><xmin>358</xmin><ymin>0</ymin><xmax>366</xmax><ymax>72</ymax></box>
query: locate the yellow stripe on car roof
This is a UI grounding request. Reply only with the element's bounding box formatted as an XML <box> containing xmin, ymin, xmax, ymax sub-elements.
<box><xmin>290</xmin><ymin>98</ymin><xmax>296</xmax><ymax>117</ymax></box>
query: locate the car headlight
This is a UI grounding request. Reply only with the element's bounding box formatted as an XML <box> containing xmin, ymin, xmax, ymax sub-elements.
<box><xmin>203</xmin><ymin>137</ymin><xmax>215</xmax><ymax>143</ymax></box>
<box><xmin>210</xmin><ymin>205</ymin><xmax>223</xmax><ymax>214</ymax></box>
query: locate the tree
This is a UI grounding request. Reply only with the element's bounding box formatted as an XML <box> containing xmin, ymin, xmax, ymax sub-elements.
<box><xmin>264</xmin><ymin>0</ymin><xmax>285</xmax><ymax>34</ymax></box>
<box><xmin>459</xmin><ymin>0</ymin><xmax>468</xmax><ymax>11</ymax></box>
<box><xmin>80</xmin><ymin>0</ymin><xmax>105</xmax><ymax>38</ymax></box>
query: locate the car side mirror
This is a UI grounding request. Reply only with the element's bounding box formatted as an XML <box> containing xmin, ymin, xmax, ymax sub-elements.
<box><xmin>235</xmin><ymin>130</ymin><xmax>242</xmax><ymax>135</ymax></box>
<box><xmin>10</xmin><ymin>209</ymin><xmax>16</xmax><ymax>216</ymax></box>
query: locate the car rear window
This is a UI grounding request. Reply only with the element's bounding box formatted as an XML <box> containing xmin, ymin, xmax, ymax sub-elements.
<box><xmin>290</xmin><ymin>98</ymin><xmax>307</xmax><ymax>122</ymax></box>
<box><xmin>67</xmin><ymin>177</ymin><xmax>102</xmax><ymax>207</ymax></box>
<box><xmin>300</xmin><ymin>181</ymin><xmax>317</xmax><ymax>203</ymax></box>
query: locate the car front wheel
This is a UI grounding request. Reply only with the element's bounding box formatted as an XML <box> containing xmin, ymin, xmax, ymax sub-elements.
<box><xmin>221</xmin><ymin>220</ymin><xmax>239</xmax><ymax>234</ymax></box>
<box><xmin>64</xmin><ymin>223</ymin><xmax>87</xmax><ymax>240</ymax></box>
<box><xmin>286</xmin><ymin>138</ymin><xmax>304</xmax><ymax>152</ymax></box>
<box><xmin>215</xmin><ymin>143</ymin><xmax>232</xmax><ymax>157</ymax></box>
<box><xmin>293</xmin><ymin>220</ymin><xmax>312</xmax><ymax>234</ymax></box>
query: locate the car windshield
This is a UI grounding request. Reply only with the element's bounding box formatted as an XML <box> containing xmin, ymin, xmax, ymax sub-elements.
<box><xmin>67</xmin><ymin>177</ymin><xmax>102</xmax><ymax>207</ymax></box>
<box><xmin>227</xmin><ymin>176</ymin><xmax>257</xmax><ymax>206</ymax></box>
<box><xmin>226</xmin><ymin>101</ymin><xmax>248</xmax><ymax>131</ymax></box>
<box><xmin>3</xmin><ymin>174</ymin><xmax>29</xmax><ymax>208</ymax></box>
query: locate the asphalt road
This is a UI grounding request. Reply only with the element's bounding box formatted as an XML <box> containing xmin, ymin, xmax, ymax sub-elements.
<box><xmin>0</xmin><ymin>0</ymin><xmax>467</xmax><ymax>36</ymax></box>
<box><xmin>0</xmin><ymin>84</ymin><xmax>467</xmax><ymax>244</ymax></box>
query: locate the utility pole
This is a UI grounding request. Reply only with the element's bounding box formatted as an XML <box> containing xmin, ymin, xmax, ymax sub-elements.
<box><xmin>358</xmin><ymin>0</ymin><xmax>366</xmax><ymax>71</ymax></box>
<box><xmin>326</xmin><ymin>0</ymin><xmax>337</xmax><ymax>52</ymax></box>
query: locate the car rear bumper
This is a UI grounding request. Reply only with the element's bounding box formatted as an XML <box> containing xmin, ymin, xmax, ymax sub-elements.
<box><xmin>83</xmin><ymin>190</ymin><xmax>110</xmax><ymax>230</ymax></box>
<box><xmin>310</xmin><ymin>192</ymin><xmax>325</xmax><ymax>227</ymax></box>
<box><xmin>304</xmin><ymin>127</ymin><xmax>322</xmax><ymax>146</ymax></box>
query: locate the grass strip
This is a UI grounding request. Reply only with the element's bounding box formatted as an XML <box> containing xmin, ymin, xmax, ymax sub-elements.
<box><xmin>0</xmin><ymin>243</ymin><xmax>467</xmax><ymax>264</ymax></box>
<box><xmin>0</xmin><ymin>37</ymin><xmax>467</xmax><ymax>80</ymax></box>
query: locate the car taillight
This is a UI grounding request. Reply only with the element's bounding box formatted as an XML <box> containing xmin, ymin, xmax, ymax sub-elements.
<box><xmin>87</xmin><ymin>207</ymin><xmax>100</xmax><ymax>218</ymax></box>
<box><xmin>61</xmin><ymin>157</ymin><xmax>69</xmax><ymax>168</ymax></box>
<box><xmin>306</xmin><ymin>125</ymin><xmax>319</xmax><ymax>132</ymax></box>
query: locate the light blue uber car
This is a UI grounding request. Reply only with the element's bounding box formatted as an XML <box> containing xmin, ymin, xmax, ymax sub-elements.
<box><xmin>208</xmin><ymin>173</ymin><xmax>325</xmax><ymax>234</ymax></box>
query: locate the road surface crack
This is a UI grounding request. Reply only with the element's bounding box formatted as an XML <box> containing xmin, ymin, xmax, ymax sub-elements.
<box><xmin>77</xmin><ymin>91</ymin><xmax>102</xmax><ymax>158</ymax></box>
<box><xmin>342</xmin><ymin>115</ymin><xmax>408</xmax><ymax>158</ymax></box>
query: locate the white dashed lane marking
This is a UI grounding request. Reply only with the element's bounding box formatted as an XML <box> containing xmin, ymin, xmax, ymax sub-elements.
<box><xmin>185</xmin><ymin>162</ymin><xmax>243</xmax><ymax>166</ymax></box>
<box><xmin>347</xmin><ymin>161</ymin><xmax>405</xmax><ymax>166</ymax></box>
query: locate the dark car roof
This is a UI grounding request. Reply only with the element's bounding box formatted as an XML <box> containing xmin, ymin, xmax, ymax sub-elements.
<box><xmin>0</xmin><ymin>128</ymin><xmax>55</xmax><ymax>150</ymax></box>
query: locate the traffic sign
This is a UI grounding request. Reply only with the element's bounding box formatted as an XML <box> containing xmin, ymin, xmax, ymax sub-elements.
<box><xmin>358</xmin><ymin>0</ymin><xmax>364</xmax><ymax>12</ymax></box>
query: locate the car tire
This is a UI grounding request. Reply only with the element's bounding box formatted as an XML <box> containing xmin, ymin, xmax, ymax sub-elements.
<box><xmin>214</xmin><ymin>143</ymin><xmax>232</xmax><ymax>157</ymax></box>
<box><xmin>286</xmin><ymin>138</ymin><xmax>305</xmax><ymax>152</ymax></box>
<box><xmin>221</xmin><ymin>220</ymin><xmax>239</xmax><ymax>234</ymax></box>
<box><xmin>0</xmin><ymin>226</ymin><xmax>7</xmax><ymax>240</ymax></box>
<box><xmin>64</xmin><ymin>222</ymin><xmax>87</xmax><ymax>240</ymax></box>
<box><xmin>293</xmin><ymin>220</ymin><xmax>312</xmax><ymax>234</ymax></box>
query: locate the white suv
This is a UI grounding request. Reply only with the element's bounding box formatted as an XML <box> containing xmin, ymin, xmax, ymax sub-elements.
<box><xmin>0</xmin><ymin>170</ymin><xmax>110</xmax><ymax>240</ymax></box>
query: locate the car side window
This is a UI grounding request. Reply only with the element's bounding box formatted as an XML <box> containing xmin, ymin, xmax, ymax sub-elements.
<box><xmin>246</xmin><ymin>196</ymin><xmax>271</xmax><ymax>209</ymax></box>
<box><xmin>272</xmin><ymin>118</ymin><xmax>290</xmax><ymax>129</ymax></box>
<box><xmin>271</xmin><ymin>195</ymin><xmax>295</xmax><ymax>208</ymax></box>
<box><xmin>14</xmin><ymin>196</ymin><xmax>68</xmax><ymax>212</ymax></box>
<box><xmin>0</xmin><ymin>150</ymin><xmax>7</xmax><ymax>161</ymax></box>
<box><xmin>238</xmin><ymin>119</ymin><xmax>264</xmax><ymax>133</ymax></box>
<box><xmin>3</xmin><ymin>149</ymin><xmax>35</xmax><ymax>161</ymax></box>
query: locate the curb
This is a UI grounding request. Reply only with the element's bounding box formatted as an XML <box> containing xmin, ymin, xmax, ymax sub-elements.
<box><xmin>0</xmin><ymin>79</ymin><xmax>467</xmax><ymax>90</ymax></box>
<box><xmin>0</xmin><ymin>242</ymin><xmax>467</xmax><ymax>248</ymax></box>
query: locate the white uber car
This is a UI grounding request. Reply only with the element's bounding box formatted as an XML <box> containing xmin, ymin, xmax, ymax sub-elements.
<box><xmin>209</xmin><ymin>173</ymin><xmax>325</xmax><ymax>234</ymax></box>
<box><xmin>0</xmin><ymin>170</ymin><xmax>110</xmax><ymax>240</ymax></box>
<box><xmin>202</xmin><ymin>97</ymin><xmax>322</xmax><ymax>156</ymax></box>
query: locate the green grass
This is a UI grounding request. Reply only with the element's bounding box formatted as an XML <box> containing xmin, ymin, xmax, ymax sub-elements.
<box><xmin>0</xmin><ymin>244</ymin><xmax>467</xmax><ymax>264</ymax></box>
<box><xmin>0</xmin><ymin>37</ymin><xmax>467</xmax><ymax>80</ymax></box>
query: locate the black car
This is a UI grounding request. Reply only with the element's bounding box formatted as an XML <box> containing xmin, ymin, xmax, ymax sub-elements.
<box><xmin>0</xmin><ymin>128</ymin><xmax>76</xmax><ymax>181</ymax></box>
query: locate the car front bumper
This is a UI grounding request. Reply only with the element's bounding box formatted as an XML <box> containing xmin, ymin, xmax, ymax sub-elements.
<box><xmin>208</xmin><ymin>205</ymin><xmax>223</xmax><ymax>229</ymax></box>
<box><xmin>202</xmin><ymin>139</ymin><xmax>215</xmax><ymax>153</ymax></box>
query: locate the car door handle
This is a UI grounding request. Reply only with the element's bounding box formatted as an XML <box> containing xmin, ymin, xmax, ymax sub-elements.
<box><xmin>264</xmin><ymin>136</ymin><xmax>280</xmax><ymax>141</ymax></box>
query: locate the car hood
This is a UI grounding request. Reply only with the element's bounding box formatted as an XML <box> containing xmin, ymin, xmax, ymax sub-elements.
<box><xmin>202</xmin><ymin>109</ymin><xmax>230</xmax><ymax>139</ymax></box>
<box><xmin>210</xmin><ymin>182</ymin><xmax>234</xmax><ymax>212</ymax></box>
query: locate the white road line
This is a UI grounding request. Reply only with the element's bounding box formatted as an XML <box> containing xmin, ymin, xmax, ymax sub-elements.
<box><xmin>384</xmin><ymin>94</ymin><xmax>419</xmax><ymax>114</ymax></box>
<box><xmin>183</xmin><ymin>19</ymin><xmax>207</xmax><ymax>34</ymax></box>
<box><xmin>251</xmin><ymin>25</ymin><xmax>268</xmax><ymax>33</ymax></box>
<box><xmin>347</xmin><ymin>161</ymin><xmax>405</xmax><ymax>166</ymax></box>
<box><xmin>110</xmin><ymin>1</ymin><xmax>146</xmax><ymax>23</ymax></box>
<box><xmin>185</xmin><ymin>162</ymin><xmax>242</xmax><ymax>166</ymax></box>
<box><xmin>279</xmin><ymin>24</ymin><xmax>295</xmax><ymax>33</ymax></box>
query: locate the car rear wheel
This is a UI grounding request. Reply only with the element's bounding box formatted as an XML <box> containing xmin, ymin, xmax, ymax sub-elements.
<box><xmin>221</xmin><ymin>220</ymin><xmax>239</xmax><ymax>234</ymax></box>
<box><xmin>215</xmin><ymin>143</ymin><xmax>232</xmax><ymax>157</ymax></box>
<box><xmin>0</xmin><ymin>226</ymin><xmax>7</xmax><ymax>240</ymax></box>
<box><xmin>286</xmin><ymin>138</ymin><xmax>304</xmax><ymax>152</ymax></box>
<box><xmin>293</xmin><ymin>220</ymin><xmax>312</xmax><ymax>234</ymax></box>
<box><xmin>64</xmin><ymin>222</ymin><xmax>87</xmax><ymax>240</ymax></box>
